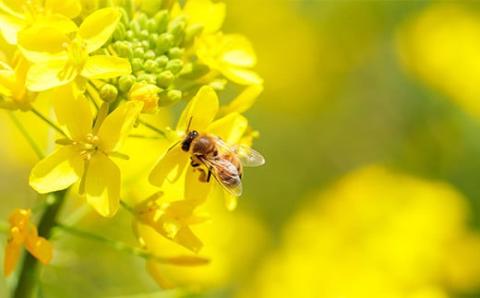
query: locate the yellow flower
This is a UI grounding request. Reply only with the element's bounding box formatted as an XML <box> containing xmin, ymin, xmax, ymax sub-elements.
<box><xmin>4</xmin><ymin>208</ymin><xmax>53</xmax><ymax>277</ymax></box>
<box><xmin>148</xmin><ymin>85</ymin><xmax>250</xmax><ymax>209</ymax></box>
<box><xmin>397</xmin><ymin>4</ymin><xmax>480</xmax><ymax>118</ymax></box>
<box><xmin>196</xmin><ymin>33</ymin><xmax>263</xmax><ymax>86</ymax></box>
<box><xmin>174</xmin><ymin>0</ymin><xmax>262</xmax><ymax>86</ymax></box>
<box><xmin>181</xmin><ymin>0</ymin><xmax>226</xmax><ymax>34</ymax></box>
<box><xmin>239</xmin><ymin>166</ymin><xmax>480</xmax><ymax>298</ymax></box>
<box><xmin>0</xmin><ymin>0</ymin><xmax>81</xmax><ymax>44</ymax></box>
<box><xmin>0</xmin><ymin>52</ymin><xmax>31</xmax><ymax>110</ymax></box>
<box><xmin>135</xmin><ymin>194</ymin><xmax>208</xmax><ymax>253</ymax></box>
<box><xmin>128</xmin><ymin>82</ymin><xmax>161</xmax><ymax>113</ymax></box>
<box><xmin>29</xmin><ymin>85</ymin><xmax>143</xmax><ymax>217</ymax></box>
<box><xmin>135</xmin><ymin>190</ymin><xmax>268</xmax><ymax>290</ymax></box>
<box><xmin>18</xmin><ymin>7</ymin><xmax>130</xmax><ymax>91</ymax></box>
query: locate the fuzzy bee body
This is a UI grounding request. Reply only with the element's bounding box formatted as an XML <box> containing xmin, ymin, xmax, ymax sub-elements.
<box><xmin>180</xmin><ymin>130</ymin><xmax>264</xmax><ymax>196</ymax></box>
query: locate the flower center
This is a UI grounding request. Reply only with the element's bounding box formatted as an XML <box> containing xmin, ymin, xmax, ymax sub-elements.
<box><xmin>58</xmin><ymin>39</ymin><xmax>88</xmax><ymax>80</ymax></box>
<box><xmin>58</xmin><ymin>133</ymin><xmax>100</xmax><ymax>161</ymax></box>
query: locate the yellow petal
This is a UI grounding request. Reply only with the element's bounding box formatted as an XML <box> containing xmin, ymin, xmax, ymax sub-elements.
<box><xmin>4</xmin><ymin>242</ymin><xmax>21</xmax><ymax>276</ymax></box>
<box><xmin>176</xmin><ymin>86</ymin><xmax>219</xmax><ymax>132</ymax></box>
<box><xmin>52</xmin><ymin>84</ymin><xmax>93</xmax><ymax>140</ymax></box>
<box><xmin>18</xmin><ymin>25</ymin><xmax>71</xmax><ymax>62</ymax></box>
<box><xmin>29</xmin><ymin>146</ymin><xmax>83</xmax><ymax>194</ymax></box>
<box><xmin>224</xmin><ymin>192</ymin><xmax>238</xmax><ymax>211</ymax></box>
<box><xmin>97</xmin><ymin>101</ymin><xmax>142</xmax><ymax>152</ymax></box>
<box><xmin>45</xmin><ymin>0</ymin><xmax>81</xmax><ymax>18</ymax></box>
<box><xmin>0</xmin><ymin>61</ymin><xmax>16</xmax><ymax>97</ymax></box>
<box><xmin>208</xmin><ymin>112</ymin><xmax>248</xmax><ymax>144</ymax></box>
<box><xmin>79</xmin><ymin>8</ymin><xmax>121</xmax><ymax>53</ymax></box>
<box><xmin>85</xmin><ymin>153</ymin><xmax>120</xmax><ymax>217</ymax></box>
<box><xmin>221</xmin><ymin>67</ymin><xmax>263</xmax><ymax>86</ymax></box>
<box><xmin>220</xmin><ymin>84</ymin><xmax>263</xmax><ymax>115</ymax></box>
<box><xmin>173</xmin><ymin>226</ymin><xmax>203</xmax><ymax>253</ymax></box>
<box><xmin>25</xmin><ymin>227</ymin><xmax>53</xmax><ymax>265</ymax></box>
<box><xmin>220</xmin><ymin>35</ymin><xmax>257</xmax><ymax>67</ymax></box>
<box><xmin>149</xmin><ymin>145</ymin><xmax>188</xmax><ymax>187</ymax></box>
<box><xmin>0</xmin><ymin>13</ymin><xmax>24</xmax><ymax>44</ymax></box>
<box><xmin>81</xmin><ymin>55</ymin><xmax>131</xmax><ymax>79</ymax></box>
<box><xmin>184</xmin><ymin>166</ymin><xmax>212</xmax><ymax>203</ymax></box>
<box><xmin>26</xmin><ymin>58</ymin><xmax>77</xmax><ymax>92</ymax></box>
<box><xmin>183</xmin><ymin>0</ymin><xmax>225</xmax><ymax>34</ymax></box>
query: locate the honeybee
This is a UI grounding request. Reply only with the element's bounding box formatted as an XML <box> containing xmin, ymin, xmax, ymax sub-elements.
<box><xmin>180</xmin><ymin>130</ymin><xmax>265</xmax><ymax>196</ymax></box>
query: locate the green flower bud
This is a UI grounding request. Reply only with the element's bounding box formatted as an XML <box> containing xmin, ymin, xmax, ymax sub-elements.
<box><xmin>144</xmin><ymin>59</ymin><xmax>158</xmax><ymax>73</ymax></box>
<box><xmin>126</xmin><ymin>30</ymin><xmax>135</xmax><ymax>41</ymax></box>
<box><xmin>154</xmin><ymin>10</ymin><xmax>169</xmax><ymax>33</ymax></box>
<box><xmin>139</xmin><ymin>13</ymin><xmax>149</xmax><ymax>27</ymax></box>
<box><xmin>130</xmin><ymin>20</ymin><xmax>141</xmax><ymax>35</ymax></box>
<box><xmin>168</xmin><ymin>47</ymin><xmax>184</xmax><ymax>59</ymax></box>
<box><xmin>132</xmin><ymin>58</ymin><xmax>144</xmax><ymax>72</ymax></box>
<box><xmin>136</xmin><ymin>73</ymin><xmax>157</xmax><ymax>84</ymax></box>
<box><xmin>141</xmin><ymin>40</ymin><xmax>150</xmax><ymax>49</ymax></box>
<box><xmin>155</xmin><ymin>55</ymin><xmax>169</xmax><ymax>68</ymax></box>
<box><xmin>133</xmin><ymin>47</ymin><xmax>144</xmax><ymax>59</ymax></box>
<box><xmin>99</xmin><ymin>84</ymin><xmax>118</xmax><ymax>102</ymax></box>
<box><xmin>112</xmin><ymin>23</ymin><xmax>126</xmax><ymax>41</ymax></box>
<box><xmin>156</xmin><ymin>33</ymin><xmax>174</xmax><ymax>54</ymax></box>
<box><xmin>139</xmin><ymin>29</ymin><xmax>149</xmax><ymax>40</ymax></box>
<box><xmin>144</xmin><ymin>50</ymin><xmax>156</xmax><ymax>60</ymax></box>
<box><xmin>114</xmin><ymin>41</ymin><xmax>132</xmax><ymax>58</ymax></box>
<box><xmin>156</xmin><ymin>70</ymin><xmax>174</xmax><ymax>88</ymax></box>
<box><xmin>147</xmin><ymin>19</ymin><xmax>157</xmax><ymax>33</ymax></box>
<box><xmin>119</xmin><ymin>7</ymin><xmax>130</xmax><ymax>26</ymax></box>
<box><xmin>118</xmin><ymin>75</ymin><xmax>136</xmax><ymax>93</ymax></box>
<box><xmin>166</xmin><ymin>59</ymin><xmax>183</xmax><ymax>74</ymax></box>
<box><xmin>184</xmin><ymin>24</ymin><xmax>203</xmax><ymax>45</ymax></box>
<box><xmin>158</xmin><ymin>89</ymin><xmax>182</xmax><ymax>106</ymax></box>
<box><xmin>148</xmin><ymin>33</ymin><xmax>159</xmax><ymax>48</ymax></box>
<box><xmin>169</xmin><ymin>17</ymin><xmax>186</xmax><ymax>45</ymax></box>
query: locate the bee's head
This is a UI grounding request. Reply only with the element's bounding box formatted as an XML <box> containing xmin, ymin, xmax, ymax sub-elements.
<box><xmin>181</xmin><ymin>130</ymin><xmax>199</xmax><ymax>152</ymax></box>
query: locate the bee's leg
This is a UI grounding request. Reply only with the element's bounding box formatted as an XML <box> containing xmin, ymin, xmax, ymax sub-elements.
<box><xmin>198</xmin><ymin>168</ymin><xmax>208</xmax><ymax>182</ymax></box>
<box><xmin>206</xmin><ymin>168</ymin><xmax>212</xmax><ymax>183</ymax></box>
<box><xmin>190</xmin><ymin>157</ymin><xmax>201</xmax><ymax>168</ymax></box>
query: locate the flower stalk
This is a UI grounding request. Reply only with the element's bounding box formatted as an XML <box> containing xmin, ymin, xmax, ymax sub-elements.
<box><xmin>13</xmin><ymin>190</ymin><xmax>67</xmax><ymax>298</ymax></box>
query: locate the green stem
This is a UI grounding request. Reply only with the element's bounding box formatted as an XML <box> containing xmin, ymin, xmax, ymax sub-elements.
<box><xmin>13</xmin><ymin>190</ymin><xmax>68</xmax><ymax>298</ymax></box>
<box><xmin>54</xmin><ymin>223</ymin><xmax>187</xmax><ymax>264</ymax></box>
<box><xmin>8</xmin><ymin>112</ymin><xmax>44</xmax><ymax>159</ymax></box>
<box><xmin>30</xmin><ymin>108</ymin><xmax>67</xmax><ymax>137</ymax></box>
<box><xmin>138</xmin><ymin>119</ymin><xmax>167</xmax><ymax>138</ymax></box>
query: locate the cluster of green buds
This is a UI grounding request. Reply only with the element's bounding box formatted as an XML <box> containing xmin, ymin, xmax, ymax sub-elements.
<box><xmin>96</xmin><ymin>7</ymin><xmax>208</xmax><ymax>111</ymax></box>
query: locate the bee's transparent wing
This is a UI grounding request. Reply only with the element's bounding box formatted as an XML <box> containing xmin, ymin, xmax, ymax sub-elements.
<box><xmin>232</xmin><ymin>144</ymin><xmax>265</xmax><ymax>167</ymax></box>
<box><xmin>215</xmin><ymin>138</ymin><xmax>265</xmax><ymax>168</ymax></box>
<box><xmin>200</xmin><ymin>157</ymin><xmax>243</xmax><ymax>197</ymax></box>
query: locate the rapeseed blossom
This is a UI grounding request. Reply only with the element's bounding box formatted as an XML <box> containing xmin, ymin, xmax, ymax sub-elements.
<box><xmin>4</xmin><ymin>209</ymin><xmax>53</xmax><ymax>277</ymax></box>
<box><xmin>29</xmin><ymin>85</ymin><xmax>142</xmax><ymax>217</ymax></box>
<box><xmin>239</xmin><ymin>166</ymin><xmax>480</xmax><ymax>298</ymax></box>
<box><xmin>0</xmin><ymin>0</ymin><xmax>264</xmax><ymax>293</ymax></box>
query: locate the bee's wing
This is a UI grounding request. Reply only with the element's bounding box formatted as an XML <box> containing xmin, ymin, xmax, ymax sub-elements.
<box><xmin>232</xmin><ymin>144</ymin><xmax>265</xmax><ymax>167</ymax></box>
<box><xmin>215</xmin><ymin>139</ymin><xmax>265</xmax><ymax>168</ymax></box>
<box><xmin>201</xmin><ymin>157</ymin><xmax>243</xmax><ymax>197</ymax></box>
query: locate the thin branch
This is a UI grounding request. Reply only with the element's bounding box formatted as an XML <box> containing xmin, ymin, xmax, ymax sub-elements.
<box><xmin>8</xmin><ymin>112</ymin><xmax>44</xmax><ymax>159</ymax></box>
<box><xmin>137</xmin><ymin>119</ymin><xmax>167</xmax><ymax>138</ymax></box>
<box><xmin>30</xmin><ymin>107</ymin><xmax>67</xmax><ymax>137</ymax></box>
<box><xmin>55</xmin><ymin>223</ymin><xmax>208</xmax><ymax>265</ymax></box>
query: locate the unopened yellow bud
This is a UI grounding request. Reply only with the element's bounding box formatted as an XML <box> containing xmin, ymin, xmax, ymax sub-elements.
<box><xmin>99</xmin><ymin>84</ymin><xmax>118</xmax><ymax>102</ymax></box>
<box><xmin>128</xmin><ymin>82</ymin><xmax>161</xmax><ymax>113</ymax></box>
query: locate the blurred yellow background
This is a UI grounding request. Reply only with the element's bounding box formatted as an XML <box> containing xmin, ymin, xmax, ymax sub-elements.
<box><xmin>3</xmin><ymin>1</ymin><xmax>480</xmax><ymax>297</ymax></box>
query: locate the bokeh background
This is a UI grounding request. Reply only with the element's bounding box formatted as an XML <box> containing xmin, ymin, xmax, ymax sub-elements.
<box><xmin>2</xmin><ymin>0</ymin><xmax>480</xmax><ymax>297</ymax></box>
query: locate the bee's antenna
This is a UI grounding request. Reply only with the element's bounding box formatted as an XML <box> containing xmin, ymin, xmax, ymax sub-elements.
<box><xmin>186</xmin><ymin>116</ymin><xmax>193</xmax><ymax>133</ymax></box>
